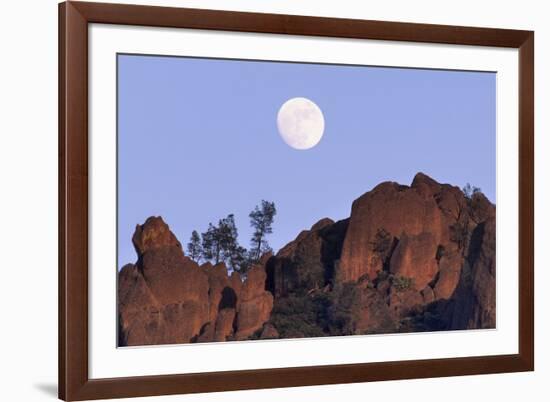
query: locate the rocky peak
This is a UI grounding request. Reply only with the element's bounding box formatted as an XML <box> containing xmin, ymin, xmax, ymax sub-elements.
<box><xmin>132</xmin><ymin>216</ymin><xmax>182</xmax><ymax>256</ymax></box>
<box><xmin>339</xmin><ymin>174</ymin><xmax>448</xmax><ymax>284</ymax></box>
<box><xmin>411</xmin><ymin>171</ymin><xmax>442</xmax><ymax>197</ymax></box>
<box><xmin>119</xmin><ymin>218</ymin><xmax>274</xmax><ymax>346</ymax></box>
<box><xmin>310</xmin><ymin>217</ymin><xmax>335</xmax><ymax>231</ymax></box>
<box><xmin>119</xmin><ymin>173</ymin><xmax>495</xmax><ymax>345</ymax></box>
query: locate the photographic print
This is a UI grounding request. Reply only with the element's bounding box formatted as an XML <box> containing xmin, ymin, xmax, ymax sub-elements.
<box><xmin>117</xmin><ymin>54</ymin><xmax>496</xmax><ymax>347</ymax></box>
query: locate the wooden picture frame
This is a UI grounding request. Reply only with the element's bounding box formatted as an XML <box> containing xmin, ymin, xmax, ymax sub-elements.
<box><xmin>59</xmin><ymin>1</ymin><xmax>534</xmax><ymax>400</ymax></box>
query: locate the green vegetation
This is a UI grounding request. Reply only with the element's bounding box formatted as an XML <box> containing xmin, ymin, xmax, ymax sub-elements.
<box><xmin>187</xmin><ymin>200</ymin><xmax>276</xmax><ymax>273</ymax></box>
<box><xmin>462</xmin><ymin>183</ymin><xmax>481</xmax><ymax>199</ymax></box>
<box><xmin>369</xmin><ymin>228</ymin><xmax>395</xmax><ymax>271</ymax></box>
<box><xmin>248</xmin><ymin>200</ymin><xmax>277</xmax><ymax>263</ymax></box>
<box><xmin>370</xmin><ymin>228</ymin><xmax>392</xmax><ymax>254</ymax></box>
<box><xmin>186</xmin><ymin>230</ymin><xmax>202</xmax><ymax>262</ymax></box>
<box><xmin>326</xmin><ymin>282</ymin><xmax>362</xmax><ymax>335</ymax></box>
<box><xmin>269</xmin><ymin>282</ymin><xmax>365</xmax><ymax>338</ymax></box>
<box><xmin>392</xmin><ymin>275</ymin><xmax>414</xmax><ymax>292</ymax></box>
<box><xmin>269</xmin><ymin>293</ymin><xmax>330</xmax><ymax>338</ymax></box>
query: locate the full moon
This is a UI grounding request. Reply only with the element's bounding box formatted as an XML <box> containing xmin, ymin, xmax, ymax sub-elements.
<box><xmin>277</xmin><ymin>97</ymin><xmax>325</xmax><ymax>150</ymax></box>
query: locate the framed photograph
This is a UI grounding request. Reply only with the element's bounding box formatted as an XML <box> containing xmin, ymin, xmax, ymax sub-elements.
<box><xmin>59</xmin><ymin>1</ymin><xmax>534</xmax><ymax>400</ymax></box>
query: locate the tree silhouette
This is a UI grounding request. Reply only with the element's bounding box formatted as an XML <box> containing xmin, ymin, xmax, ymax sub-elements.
<box><xmin>218</xmin><ymin>214</ymin><xmax>244</xmax><ymax>271</ymax></box>
<box><xmin>249</xmin><ymin>200</ymin><xmax>277</xmax><ymax>262</ymax></box>
<box><xmin>187</xmin><ymin>230</ymin><xmax>202</xmax><ymax>262</ymax></box>
<box><xmin>193</xmin><ymin>200</ymin><xmax>277</xmax><ymax>272</ymax></box>
<box><xmin>462</xmin><ymin>183</ymin><xmax>481</xmax><ymax>199</ymax></box>
<box><xmin>202</xmin><ymin>222</ymin><xmax>222</xmax><ymax>264</ymax></box>
<box><xmin>200</xmin><ymin>214</ymin><xmax>247</xmax><ymax>270</ymax></box>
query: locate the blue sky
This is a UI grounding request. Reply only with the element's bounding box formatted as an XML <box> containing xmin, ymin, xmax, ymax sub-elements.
<box><xmin>117</xmin><ymin>54</ymin><xmax>496</xmax><ymax>268</ymax></box>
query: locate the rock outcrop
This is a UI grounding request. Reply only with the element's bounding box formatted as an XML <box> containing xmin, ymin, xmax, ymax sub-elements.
<box><xmin>119</xmin><ymin>173</ymin><xmax>496</xmax><ymax>346</ymax></box>
<box><xmin>265</xmin><ymin>218</ymin><xmax>349</xmax><ymax>297</ymax></box>
<box><xmin>234</xmin><ymin>264</ymin><xmax>274</xmax><ymax>340</ymax></box>
<box><xmin>338</xmin><ymin>177</ymin><xmax>447</xmax><ymax>283</ymax></box>
<box><xmin>442</xmin><ymin>216</ymin><xmax>496</xmax><ymax>329</ymax></box>
<box><xmin>389</xmin><ymin>232</ymin><xmax>439</xmax><ymax>291</ymax></box>
<box><xmin>118</xmin><ymin>217</ymin><xmax>273</xmax><ymax>346</ymax></box>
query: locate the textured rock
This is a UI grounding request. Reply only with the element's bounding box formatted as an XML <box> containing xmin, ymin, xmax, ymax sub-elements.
<box><xmin>339</xmin><ymin>177</ymin><xmax>446</xmax><ymax>283</ymax></box>
<box><xmin>203</xmin><ymin>262</ymin><xmax>233</xmax><ymax>322</ymax></box>
<box><xmin>448</xmin><ymin>217</ymin><xmax>496</xmax><ymax>329</ymax></box>
<box><xmin>119</xmin><ymin>218</ymin><xmax>215</xmax><ymax>346</ymax></box>
<box><xmin>389</xmin><ymin>287</ymin><xmax>424</xmax><ymax>318</ymax></box>
<box><xmin>229</xmin><ymin>271</ymin><xmax>243</xmax><ymax>297</ymax></box>
<box><xmin>235</xmin><ymin>294</ymin><xmax>274</xmax><ymax>340</ymax></box>
<box><xmin>235</xmin><ymin>264</ymin><xmax>274</xmax><ymax>340</ymax></box>
<box><xmin>119</xmin><ymin>215</ymin><xmax>275</xmax><ymax>346</ymax></box>
<box><xmin>133</xmin><ymin>218</ymin><xmax>208</xmax><ymax>307</ymax></box>
<box><xmin>470</xmin><ymin>217</ymin><xmax>496</xmax><ymax>328</ymax></box>
<box><xmin>469</xmin><ymin>192</ymin><xmax>496</xmax><ymax>224</ymax></box>
<box><xmin>260</xmin><ymin>323</ymin><xmax>279</xmax><ymax>339</ymax></box>
<box><xmin>351</xmin><ymin>287</ymin><xmax>397</xmax><ymax>334</ymax></box>
<box><xmin>389</xmin><ymin>232</ymin><xmax>439</xmax><ymax>291</ymax></box>
<box><xmin>132</xmin><ymin>216</ymin><xmax>182</xmax><ymax>255</ymax></box>
<box><xmin>421</xmin><ymin>286</ymin><xmax>435</xmax><ymax>304</ymax></box>
<box><xmin>433</xmin><ymin>185</ymin><xmax>468</xmax><ymax>223</ymax></box>
<box><xmin>310</xmin><ymin>217</ymin><xmax>335</xmax><ymax>232</ymax></box>
<box><xmin>140</xmin><ymin>250</ymin><xmax>208</xmax><ymax>306</ymax></box>
<box><xmin>411</xmin><ymin>172</ymin><xmax>442</xmax><ymax>198</ymax></box>
<box><xmin>214</xmin><ymin>308</ymin><xmax>237</xmax><ymax>341</ymax></box>
<box><xmin>196</xmin><ymin>322</ymin><xmax>215</xmax><ymax>343</ymax></box>
<box><xmin>266</xmin><ymin>218</ymin><xmax>349</xmax><ymax>297</ymax></box>
<box><xmin>266</xmin><ymin>229</ymin><xmax>324</xmax><ymax>297</ymax></box>
<box><xmin>118</xmin><ymin>263</ymin><xmax>156</xmax><ymax>308</ymax></box>
<box><xmin>433</xmin><ymin>252</ymin><xmax>463</xmax><ymax>300</ymax></box>
<box><xmin>119</xmin><ymin>173</ymin><xmax>496</xmax><ymax>345</ymax></box>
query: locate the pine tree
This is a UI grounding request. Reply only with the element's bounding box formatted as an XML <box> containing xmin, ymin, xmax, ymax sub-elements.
<box><xmin>462</xmin><ymin>183</ymin><xmax>481</xmax><ymax>199</ymax></box>
<box><xmin>249</xmin><ymin>200</ymin><xmax>277</xmax><ymax>262</ymax></box>
<box><xmin>187</xmin><ymin>230</ymin><xmax>202</xmax><ymax>262</ymax></box>
<box><xmin>218</xmin><ymin>214</ymin><xmax>247</xmax><ymax>272</ymax></box>
<box><xmin>201</xmin><ymin>215</ymin><xmax>246</xmax><ymax>270</ymax></box>
<box><xmin>202</xmin><ymin>223</ymin><xmax>222</xmax><ymax>264</ymax></box>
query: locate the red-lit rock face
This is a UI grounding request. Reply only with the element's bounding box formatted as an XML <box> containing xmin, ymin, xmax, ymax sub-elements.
<box><xmin>118</xmin><ymin>173</ymin><xmax>496</xmax><ymax>346</ymax></box>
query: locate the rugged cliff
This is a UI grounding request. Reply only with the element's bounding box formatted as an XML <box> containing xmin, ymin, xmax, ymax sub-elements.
<box><xmin>118</xmin><ymin>173</ymin><xmax>495</xmax><ymax>346</ymax></box>
<box><xmin>118</xmin><ymin>217</ymin><xmax>273</xmax><ymax>346</ymax></box>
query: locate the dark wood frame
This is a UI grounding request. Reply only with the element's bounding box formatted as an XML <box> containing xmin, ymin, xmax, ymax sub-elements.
<box><xmin>59</xmin><ymin>1</ymin><xmax>534</xmax><ymax>400</ymax></box>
